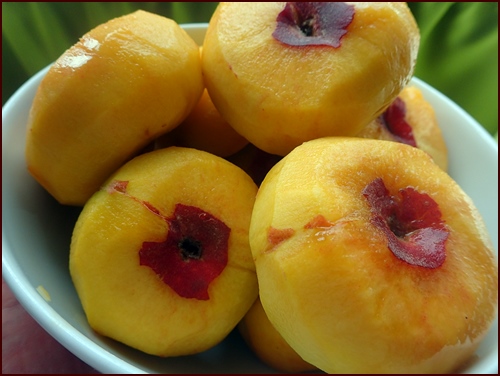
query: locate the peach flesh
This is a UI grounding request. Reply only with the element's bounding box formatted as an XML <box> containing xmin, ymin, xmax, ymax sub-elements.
<box><xmin>238</xmin><ymin>297</ymin><xmax>316</xmax><ymax>373</ymax></box>
<box><xmin>250</xmin><ymin>137</ymin><xmax>497</xmax><ymax>373</ymax></box>
<box><xmin>70</xmin><ymin>147</ymin><xmax>259</xmax><ymax>356</ymax></box>
<box><xmin>202</xmin><ymin>2</ymin><xmax>420</xmax><ymax>155</ymax></box>
<box><xmin>157</xmin><ymin>89</ymin><xmax>249</xmax><ymax>158</ymax></box>
<box><xmin>25</xmin><ymin>10</ymin><xmax>203</xmax><ymax>205</ymax></box>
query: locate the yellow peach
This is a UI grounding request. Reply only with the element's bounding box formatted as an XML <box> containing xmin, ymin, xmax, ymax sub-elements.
<box><xmin>155</xmin><ymin>88</ymin><xmax>249</xmax><ymax>157</ymax></box>
<box><xmin>250</xmin><ymin>137</ymin><xmax>498</xmax><ymax>373</ymax></box>
<box><xmin>70</xmin><ymin>147</ymin><xmax>258</xmax><ymax>356</ymax></box>
<box><xmin>357</xmin><ymin>86</ymin><xmax>448</xmax><ymax>171</ymax></box>
<box><xmin>202</xmin><ymin>2</ymin><xmax>419</xmax><ymax>155</ymax></box>
<box><xmin>26</xmin><ymin>10</ymin><xmax>203</xmax><ymax>205</ymax></box>
<box><xmin>238</xmin><ymin>296</ymin><xmax>316</xmax><ymax>373</ymax></box>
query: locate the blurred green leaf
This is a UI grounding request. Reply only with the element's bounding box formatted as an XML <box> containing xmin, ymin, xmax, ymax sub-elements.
<box><xmin>80</xmin><ymin>2</ymin><xmax>136</xmax><ymax>28</ymax></box>
<box><xmin>2</xmin><ymin>2</ymin><xmax>72</xmax><ymax>76</ymax></box>
<box><xmin>408</xmin><ymin>2</ymin><xmax>498</xmax><ymax>136</ymax></box>
<box><xmin>171</xmin><ymin>2</ymin><xmax>195</xmax><ymax>24</ymax></box>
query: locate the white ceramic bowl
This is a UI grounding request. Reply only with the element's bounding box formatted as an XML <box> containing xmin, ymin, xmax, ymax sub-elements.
<box><xmin>2</xmin><ymin>24</ymin><xmax>498</xmax><ymax>374</ymax></box>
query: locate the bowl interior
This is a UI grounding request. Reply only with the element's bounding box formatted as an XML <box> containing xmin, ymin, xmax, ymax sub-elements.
<box><xmin>2</xmin><ymin>23</ymin><xmax>498</xmax><ymax>374</ymax></box>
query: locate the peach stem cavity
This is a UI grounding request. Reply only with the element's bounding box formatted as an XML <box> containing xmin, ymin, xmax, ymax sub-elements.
<box><xmin>362</xmin><ymin>177</ymin><xmax>448</xmax><ymax>268</ymax></box>
<box><xmin>273</xmin><ymin>2</ymin><xmax>354</xmax><ymax>48</ymax></box>
<box><xmin>109</xmin><ymin>180</ymin><xmax>230</xmax><ymax>300</ymax></box>
<box><xmin>380</xmin><ymin>97</ymin><xmax>417</xmax><ymax>147</ymax></box>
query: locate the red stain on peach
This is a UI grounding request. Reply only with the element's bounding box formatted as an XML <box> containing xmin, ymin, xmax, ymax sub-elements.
<box><xmin>108</xmin><ymin>179</ymin><xmax>230</xmax><ymax>300</ymax></box>
<box><xmin>304</xmin><ymin>214</ymin><xmax>334</xmax><ymax>229</ymax></box>
<box><xmin>273</xmin><ymin>2</ymin><xmax>354</xmax><ymax>48</ymax></box>
<box><xmin>381</xmin><ymin>97</ymin><xmax>417</xmax><ymax>147</ymax></box>
<box><xmin>108</xmin><ymin>179</ymin><xmax>128</xmax><ymax>193</ymax></box>
<box><xmin>266</xmin><ymin>227</ymin><xmax>295</xmax><ymax>252</ymax></box>
<box><xmin>362</xmin><ymin>177</ymin><xmax>448</xmax><ymax>269</ymax></box>
<box><xmin>140</xmin><ymin>204</ymin><xmax>230</xmax><ymax>300</ymax></box>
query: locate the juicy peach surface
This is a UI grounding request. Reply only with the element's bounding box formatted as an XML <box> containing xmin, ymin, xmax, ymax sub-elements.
<box><xmin>26</xmin><ymin>10</ymin><xmax>203</xmax><ymax>206</ymax></box>
<box><xmin>202</xmin><ymin>2</ymin><xmax>420</xmax><ymax>155</ymax></box>
<box><xmin>70</xmin><ymin>147</ymin><xmax>258</xmax><ymax>356</ymax></box>
<box><xmin>155</xmin><ymin>88</ymin><xmax>249</xmax><ymax>157</ymax></box>
<box><xmin>357</xmin><ymin>86</ymin><xmax>448</xmax><ymax>171</ymax></box>
<box><xmin>238</xmin><ymin>296</ymin><xmax>316</xmax><ymax>373</ymax></box>
<box><xmin>250</xmin><ymin>137</ymin><xmax>498</xmax><ymax>373</ymax></box>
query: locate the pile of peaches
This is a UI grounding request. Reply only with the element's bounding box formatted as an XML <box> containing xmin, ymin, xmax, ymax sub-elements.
<box><xmin>25</xmin><ymin>3</ymin><xmax>497</xmax><ymax>374</ymax></box>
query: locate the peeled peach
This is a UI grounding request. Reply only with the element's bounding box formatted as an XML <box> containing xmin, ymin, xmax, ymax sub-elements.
<box><xmin>202</xmin><ymin>2</ymin><xmax>420</xmax><ymax>155</ymax></box>
<box><xmin>238</xmin><ymin>296</ymin><xmax>316</xmax><ymax>373</ymax></box>
<box><xmin>26</xmin><ymin>10</ymin><xmax>203</xmax><ymax>206</ymax></box>
<box><xmin>155</xmin><ymin>88</ymin><xmax>249</xmax><ymax>157</ymax></box>
<box><xmin>357</xmin><ymin>86</ymin><xmax>448</xmax><ymax>170</ymax></box>
<box><xmin>70</xmin><ymin>147</ymin><xmax>258</xmax><ymax>356</ymax></box>
<box><xmin>250</xmin><ymin>137</ymin><xmax>498</xmax><ymax>373</ymax></box>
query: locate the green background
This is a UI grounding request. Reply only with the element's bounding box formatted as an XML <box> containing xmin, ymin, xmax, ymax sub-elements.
<box><xmin>2</xmin><ymin>2</ymin><xmax>498</xmax><ymax>139</ymax></box>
